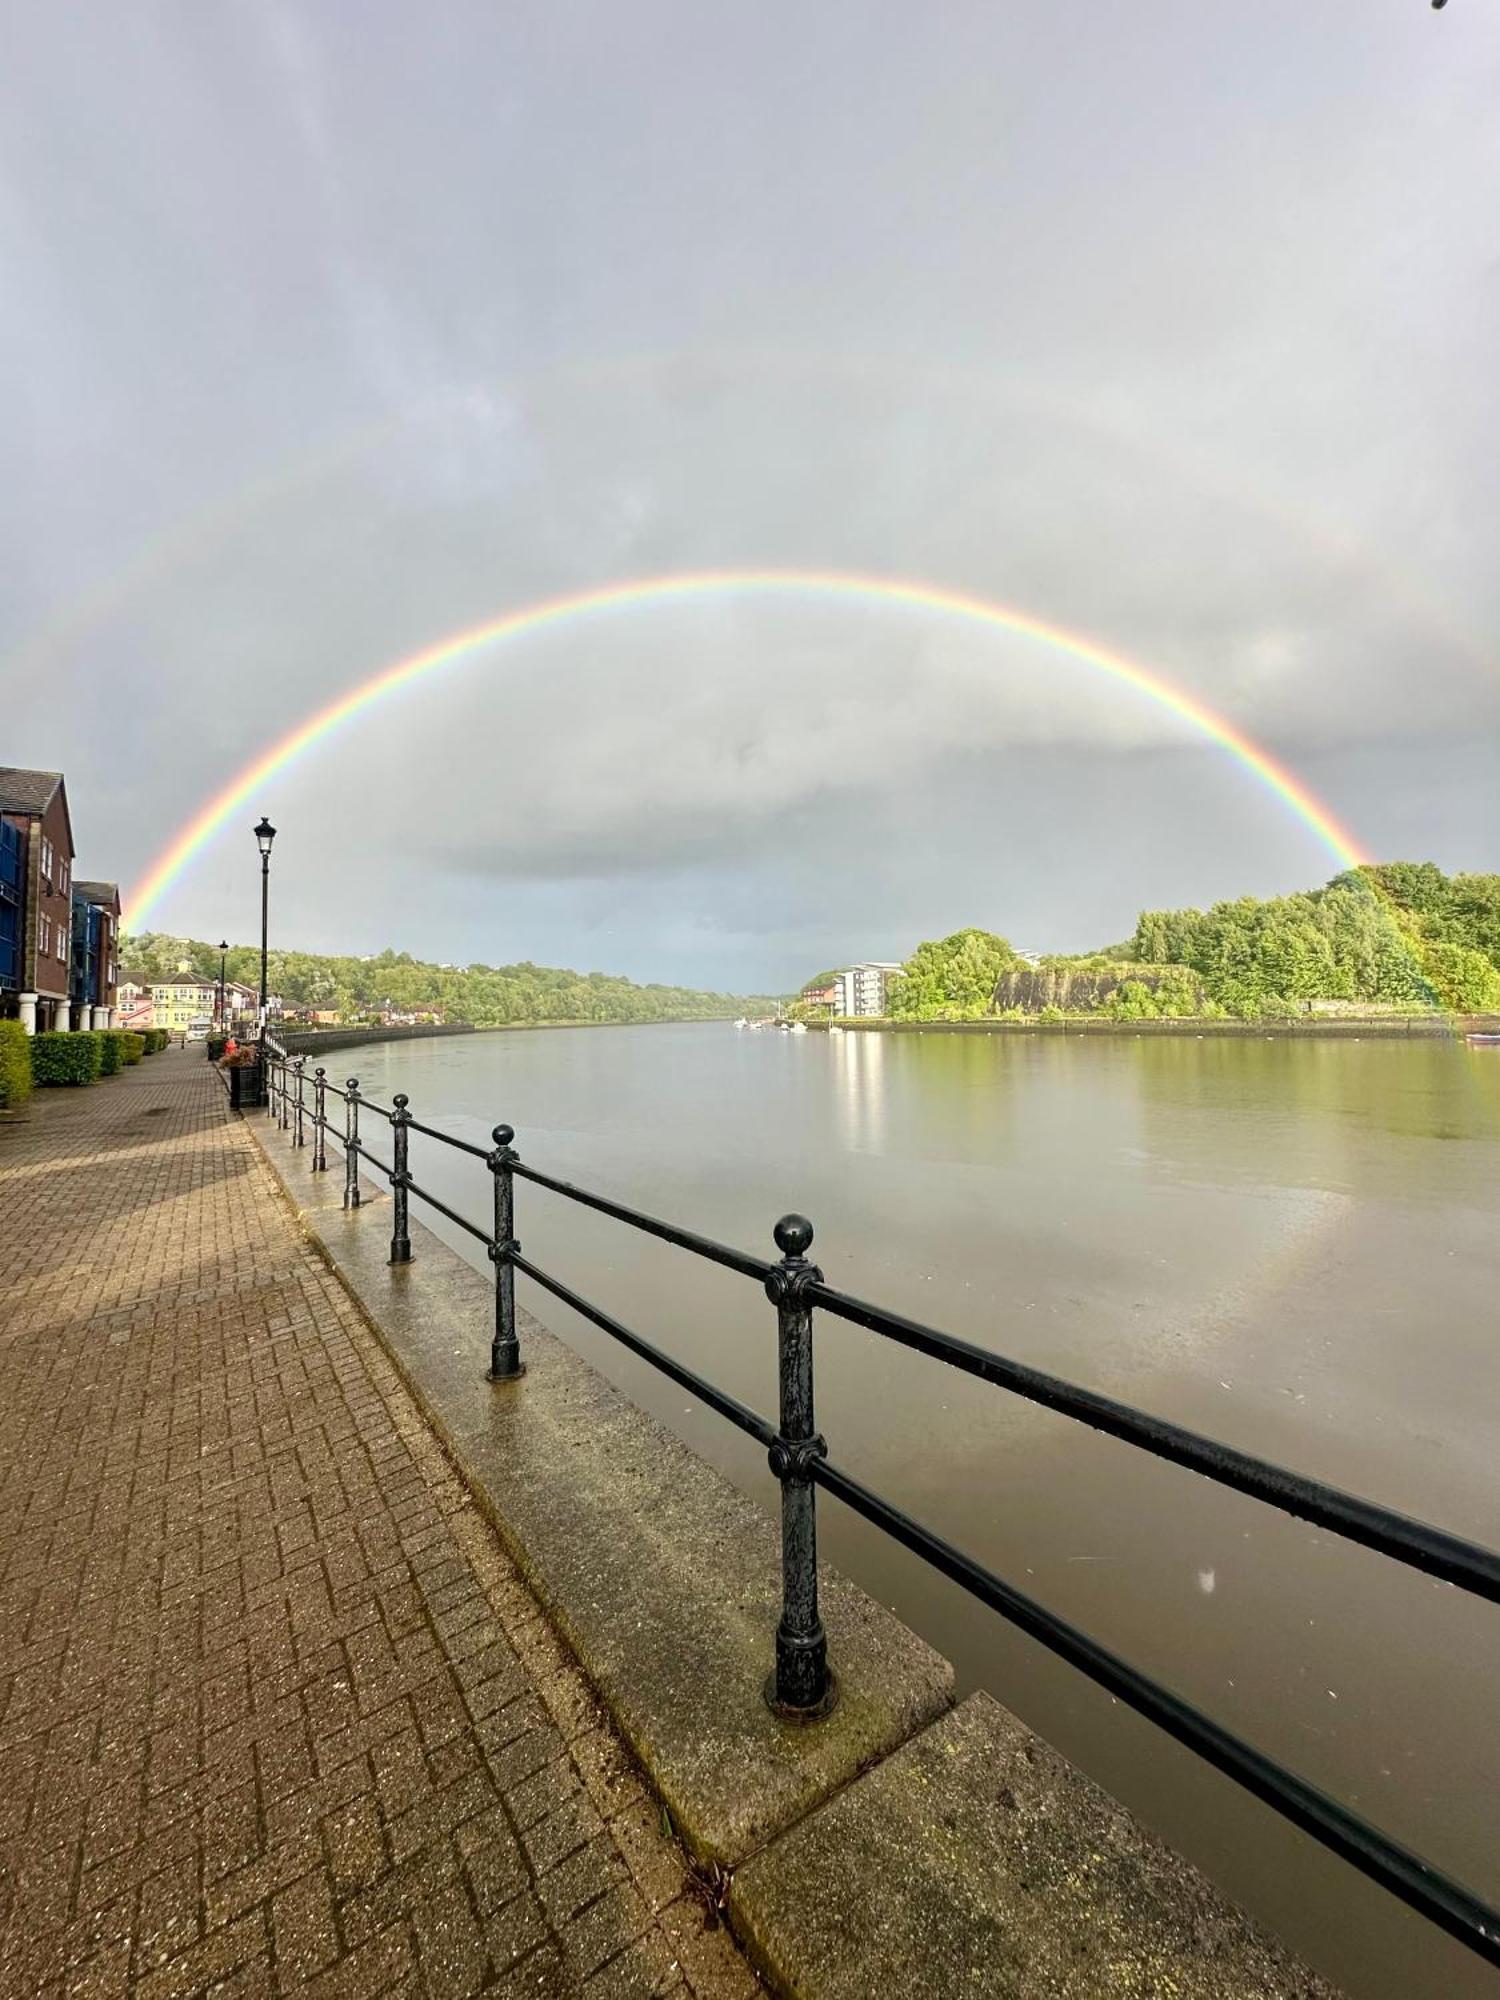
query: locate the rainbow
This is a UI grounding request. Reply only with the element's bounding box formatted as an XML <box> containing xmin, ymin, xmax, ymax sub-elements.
<box><xmin>123</xmin><ymin>568</ymin><xmax>1368</xmax><ymax>930</ymax></box>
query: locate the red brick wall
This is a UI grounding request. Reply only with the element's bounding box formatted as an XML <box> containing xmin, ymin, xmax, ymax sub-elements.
<box><xmin>8</xmin><ymin>788</ymin><xmax>75</xmax><ymax>1000</ymax></box>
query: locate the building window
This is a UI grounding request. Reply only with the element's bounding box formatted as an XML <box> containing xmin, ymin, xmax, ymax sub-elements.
<box><xmin>39</xmin><ymin>913</ymin><xmax>50</xmax><ymax>956</ymax></box>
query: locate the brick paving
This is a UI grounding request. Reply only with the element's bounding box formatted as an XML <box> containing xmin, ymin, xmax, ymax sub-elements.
<box><xmin>0</xmin><ymin>1051</ymin><xmax>760</xmax><ymax>1999</ymax></box>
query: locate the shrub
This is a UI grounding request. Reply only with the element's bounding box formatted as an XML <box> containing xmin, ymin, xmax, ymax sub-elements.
<box><xmin>112</xmin><ymin>1031</ymin><xmax>146</xmax><ymax>1066</ymax></box>
<box><xmin>0</xmin><ymin>1020</ymin><xmax>32</xmax><ymax>1108</ymax></box>
<box><xmin>206</xmin><ymin>1036</ymin><xmax>228</xmax><ymax>1062</ymax></box>
<box><xmin>144</xmin><ymin>1027</ymin><xmax>169</xmax><ymax>1053</ymax></box>
<box><xmin>96</xmin><ymin>1030</ymin><xmax>123</xmax><ymax>1076</ymax></box>
<box><xmin>31</xmin><ymin>1031</ymin><xmax>102</xmax><ymax>1087</ymax></box>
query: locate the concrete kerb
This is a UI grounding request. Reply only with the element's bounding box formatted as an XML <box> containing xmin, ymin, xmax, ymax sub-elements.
<box><xmin>244</xmin><ymin>1102</ymin><xmax>1342</xmax><ymax>2000</ymax></box>
<box><xmin>243</xmin><ymin>1106</ymin><xmax>955</xmax><ymax>1873</ymax></box>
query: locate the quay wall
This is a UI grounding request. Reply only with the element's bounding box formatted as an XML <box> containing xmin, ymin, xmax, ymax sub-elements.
<box><xmin>245</xmin><ymin>1103</ymin><xmax>1341</xmax><ymax>1999</ymax></box>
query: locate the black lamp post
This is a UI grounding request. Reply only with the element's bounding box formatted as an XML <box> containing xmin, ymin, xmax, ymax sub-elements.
<box><xmin>218</xmin><ymin>940</ymin><xmax>228</xmax><ymax>1032</ymax></box>
<box><xmin>254</xmin><ymin>817</ymin><xmax>276</xmax><ymax>1036</ymax></box>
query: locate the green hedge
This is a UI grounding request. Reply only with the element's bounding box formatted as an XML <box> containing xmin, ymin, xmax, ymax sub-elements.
<box><xmin>111</xmin><ymin>1030</ymin><xmax>146</xmax><ymax>1066</ymax></box>
<box><xmin>96</xmin><ymin>1030</ymin><xmax>124</xmax><ymax>1076</ymax></box>
<box><xmin>0</xmin><ymin>1020</ymin><xmax>32</xmax><ymax>1108</ymax></box>
<box><xmin>31</xmin><ymin>1031</ymin><xmax>102</xmax><ymax>1087</ymax></box>
<box><xmin>141</xmin><ymin>1027</ymin><xmax>169</xmax><ymax>1054</ymax></box>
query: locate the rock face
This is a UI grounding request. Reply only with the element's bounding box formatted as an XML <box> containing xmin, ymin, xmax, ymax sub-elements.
<box><xmin>994</xmin><ymin>961</ymin><xmax>1202</xmax><ymax>1013</ymax></box>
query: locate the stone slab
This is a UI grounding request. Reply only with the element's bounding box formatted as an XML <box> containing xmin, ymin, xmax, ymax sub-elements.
<box><xmin>731</xmin><ymin>1691</ymin><xmax>1341</xmax><ymax>1998</ymax></box>
<box><xmin>249</xmin><ymin>1112</ymin><xmax>954</xmax><ymax>1868</ymax></box>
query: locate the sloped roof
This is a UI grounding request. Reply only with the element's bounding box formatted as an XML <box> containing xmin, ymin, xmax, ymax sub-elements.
<box><xmin>0</xmin><ymin>767</ymin><xmax>73</xmax><ymax>856</ymax></box>
<box><xmin>0</xmin><ymin>767</ymin><xmax>62</xmax><ymax>815</ymax></box>
<box><xmin>74</xmin><ymin>880</ymin><xmax>121</xmax><ymax>911</ymax></box>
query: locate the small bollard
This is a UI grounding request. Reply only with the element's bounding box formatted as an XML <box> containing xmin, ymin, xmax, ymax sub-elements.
<box><xmin>343</xmin><ymin>1078</ymin><xmax>362</xmax><ymax>1209</ymax></box>
<box><xmin>389</xmin><ymin>1093</ymin><xmax>413</xmax><ymax>1264</ymax></box>
<box><xmin>312</xmin><ymin>1068</ymin><xmax>327</xmax><ymax>1172</ymax></box>
<box><xmin>293</xmin><ymin>1058</ymin><xmax>306</xmax><ymax>1147</ymax></box>
<box><xmin>764</xmin><ymin>1214</ymin><xmax>834</xmax><ymax>1718</ymax></box>
<box><xmin>486</xmin><ymin>1124</ymin><xmax>524</xmax><ymax>1379</ymax></box>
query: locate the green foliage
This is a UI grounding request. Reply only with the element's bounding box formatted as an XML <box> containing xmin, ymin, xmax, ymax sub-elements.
<box><xmin>1130</xmin><ymin>864</ymin><xmax>1500</xmax><ymax>1016</ymax></box>
<box><xmin>0</xmin><ymin>1021</ymin><xmax>32</xmax><ymax>1108</ymax></box>
<box><xmin>113</xmin><ymin>1031</ymin><xmax>145</xmax><ymax>1066</ymax></box>
<box><xmin>31</xmin><ymin>1031</ymin><xmax>102</xmax><ymax>1087</ymax></box>
<box><xmin>887</xmin><ymin>929</ymin><xmax>1018</xmax><ymax>1020</ymax></box>
<box><xmin>206</xmin><ymin>1036</ymin><xmax>228</xmax><ymax>1061</ymax></box>
<box><xmin>143</xmin><ymin>1028</ymin><xmax>169</xmax><ymax>1053</ymax></box>
<box><xmin>1105</xmin><ymin>979</ymin><xmax>1163</xmax><ymax>1019</ymax></box>
<box><xmin>120</xmin><ymin>933</ymin><xmax>781</xmax><ymax>1028</ymax></box>
<box><xmin>1420</xmin><ymin>942</ymin><xmax>1500</xmax><ymax>1014</ymax></box>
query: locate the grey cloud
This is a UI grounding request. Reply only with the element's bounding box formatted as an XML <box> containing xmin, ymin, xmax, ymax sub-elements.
<box><xmin>1</xmin><ymin>1</ymin><xmax>1497</xmax><ymax>987</ymax></box>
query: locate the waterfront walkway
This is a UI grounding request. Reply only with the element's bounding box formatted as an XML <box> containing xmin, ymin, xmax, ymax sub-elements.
<box><xmin>0</xmin><ymin>1051</ymin><xmax>757</xmax><ymax>1999</ymax></box>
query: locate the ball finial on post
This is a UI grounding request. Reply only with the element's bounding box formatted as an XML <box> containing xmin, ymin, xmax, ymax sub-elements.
<box><xmin>774</xmin><ymin>1213</ymin><xmax>814</xmax><ymax>1259</ymax></box>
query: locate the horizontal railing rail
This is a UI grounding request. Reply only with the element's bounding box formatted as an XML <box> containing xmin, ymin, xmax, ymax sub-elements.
<box><xmin>258</xmin><ymin>1046</ymin><xmax>1500</xmax><ymax>1970</ymax></box>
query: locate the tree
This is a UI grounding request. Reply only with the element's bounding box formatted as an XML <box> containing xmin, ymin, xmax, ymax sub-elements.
<box><xmin>1421</xmin><ymin>942</ymin><xmax>1500</xmax><ymax>1014</ymax></box>
<box><xmin>887</xmin><ymin>929</ymin><xmax>1017</xmax><ymax>1019</ymax></box>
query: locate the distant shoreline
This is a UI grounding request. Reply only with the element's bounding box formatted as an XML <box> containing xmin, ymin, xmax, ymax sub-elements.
<box><xmin>804</xmin><ymin>1015</ymin><xmax>1500</xmax><ymax>1040</ymax></box>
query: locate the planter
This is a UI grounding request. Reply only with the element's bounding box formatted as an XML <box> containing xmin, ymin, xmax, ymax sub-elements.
<box><xmin>224</xmin><ymin>1062</ymin><xmax>264</xmax><ymax>1110</ymax></box>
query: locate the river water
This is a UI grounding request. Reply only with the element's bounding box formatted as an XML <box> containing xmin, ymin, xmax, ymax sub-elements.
<box><xmin>343</xmin><ymin>1024</ymin><xmax>1500</xmax><ymax>1998</ymax></box>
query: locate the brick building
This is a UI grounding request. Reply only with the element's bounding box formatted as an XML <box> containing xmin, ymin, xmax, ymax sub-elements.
<box><xmin>0</xmin><ymin>767</ymin><xmax>77</xmax><ymax>1032</ymax></box>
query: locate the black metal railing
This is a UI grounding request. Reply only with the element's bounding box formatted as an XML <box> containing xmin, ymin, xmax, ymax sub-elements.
<box><xmin>259</xmin><ymin>1047</ymin><xmax>1500</xmax><ymax>1968</ymax></box>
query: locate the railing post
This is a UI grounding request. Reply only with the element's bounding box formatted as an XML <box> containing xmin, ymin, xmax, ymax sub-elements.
<box><xmin>486</xmin><ymin>1124</ymin><xmax>524</xmax><ymax>1379</ymax></box>
<box><xmin>389</xmin><ymin>1093</ymin><xmax>413</xmax><ymax>1264</ymax></box>
<box><xmin>764</xmin><ymin>1213</ymin><xmax>833</xmax><ymax>1718</ymax></box>
<box><xmin>343</xmin><ymin>1078</ymin><xmax>362</xmax><ymax>1209</ymax></box>
<box><xmin>278</xmin><ymin>1053</ymin><xmax>290</xmax><ymax>1131</ymax></box>
<box><xmin>265</xmin><ymin>1052</ymin><xmax>277</xmax><ymax>1118</ymax></box>
<box><xmin>311</xmin><ymin>1068</ymin><xmax>327</xmax><ymax>1172</ymax></box>
<box><xmin>293</xmin><ymin>1057</ymin><xmax>306</xmax><ymax>1147</ymax></box>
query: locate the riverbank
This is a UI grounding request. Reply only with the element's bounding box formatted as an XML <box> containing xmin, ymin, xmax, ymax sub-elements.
<box><xmin>244</xmin><ymin>1063</ymin><xmax>1340</xmax><ymax>1997</ymax></box>
<box><xmin>281</xmin><ymin>1017</ymin><xmax>756</xmax><ymax>1057</ymax></box>
<box><xmin>808</xmin><ymin>1012</ymin><xmax>1500</xmax><ymax>1038</ymax></box>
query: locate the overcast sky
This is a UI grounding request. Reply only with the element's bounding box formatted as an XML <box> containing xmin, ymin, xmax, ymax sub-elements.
<box><xmin>3</xmin><ymin>2</ymin><xmax>1497</xmax><ymax>988</ymax></box>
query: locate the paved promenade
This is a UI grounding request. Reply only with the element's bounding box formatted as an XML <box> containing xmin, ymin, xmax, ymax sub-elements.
<box><xmin>0</xmin><ymin>1051</ymin><xmax>758</xmax><ymax>1999</ymax></box>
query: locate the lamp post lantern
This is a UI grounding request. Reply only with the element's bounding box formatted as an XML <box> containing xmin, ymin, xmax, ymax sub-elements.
<box><xmin>218</xmin><ymin>939</ymin><xmax>228</xmax><ymax>1033</ymax></box>
<box><xmin>254</xmin><ymin>818</ymin><xmax>276</xmax><ymax>1036</ymax></box>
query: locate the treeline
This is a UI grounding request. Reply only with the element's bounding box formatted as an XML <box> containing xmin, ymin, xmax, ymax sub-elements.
<box><xmin>1129</xmin><ymin>864</ymin><xmax>1500</xmax><ymax>1016</ymax></box>
<box><xmin>809</xmin><ymin>864</ymin><xmax>1500</xmax><ymax>1023</ymax></box>
<box><xmin>121</xmin><ymin>933</ymin><xmax>780</xmax><ymax>1028</ymax></box>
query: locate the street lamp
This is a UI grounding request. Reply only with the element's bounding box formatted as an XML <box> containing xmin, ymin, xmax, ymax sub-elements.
<box><xmin>218</xmin><ymin>940</ymin><xmax>228</xmax><ymax>1032</ymax></box>
<box><xmin>254</xmin><ymin>817</ymin><xmax>276</xmax><ymax>1036</ymax></box>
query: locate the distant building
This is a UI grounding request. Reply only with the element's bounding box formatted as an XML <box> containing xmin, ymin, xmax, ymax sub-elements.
<box><xmin>114</xmin><ymin>986</ymin><xmax>155</xmax><ymax>1034</ymax></box>
<box><xmin>834</xmin><ymin>962</ymin><xmax>904</xmax><ymax>1018</ymax></box>
<box><xmin>148</xmin><ymin>978</ymin><xmax>219</xmax><ymax>1037</ymax></box>
<box><xmin>0</xmin><ymin>767</ymin><xmax>76</xmax><ymax>1032</ymax></box>
<box><xmin>801</xmin><ymin>983</ymin><xmax>839</xmax><ymax>1015</ymax></box>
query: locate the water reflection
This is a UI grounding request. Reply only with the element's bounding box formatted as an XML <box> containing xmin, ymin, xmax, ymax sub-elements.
<box><xmin>351</xmin><ymin>1024</ymin><xmax>1500</xmax><ymax>2000</ymax></box>
<box><xmin>831</xmin><ymin>1026</ymin><xmax>887</xmax><ymax>1154</ymax></box>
